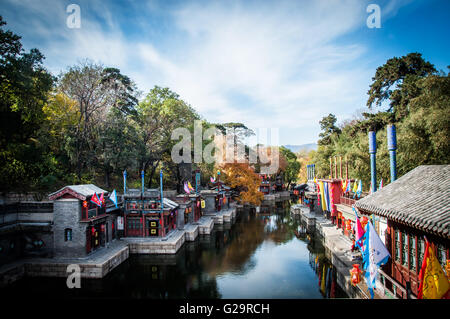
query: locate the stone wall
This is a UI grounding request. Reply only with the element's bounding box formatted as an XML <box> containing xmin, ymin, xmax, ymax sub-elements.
<box><xmin>53</xmin><ymin>199</ymin><xmax>86</xmax><ymax>258</ymax></box>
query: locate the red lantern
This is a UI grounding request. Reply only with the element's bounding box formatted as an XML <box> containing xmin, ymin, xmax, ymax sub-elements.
<box><xmin>91</xmin><ymin>227</ymin><xmax>95</xmax><ymax>236</ymax></box>
<box><xmin>83</xmin><ymin>201</ymin><xmax>88</xmax><ymax>208</ymax></box>
<box><xmin>346</xmin><ymin>219</ymin><xmax>352</xmax><ymax>231</ymax></box>
<box><xmin>350</xmin><ymin>264</ymin><xmax>362</xmax><ymax>286</ymax></box>
<box><xmin>361</xmin><ymin>216</ymin><xmax>369</xmax><ymax>230</ymax></box>
<box><xmin>101</xmin><ymin>224</ymin><xmax>105</xmax><ymax>232</ymax></box>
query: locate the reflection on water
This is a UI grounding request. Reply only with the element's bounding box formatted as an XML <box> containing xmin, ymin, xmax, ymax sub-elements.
<box><xmin>2</xmin><ymin>201</ymin><xmax>347</xmax><ymax>299</ymax></box>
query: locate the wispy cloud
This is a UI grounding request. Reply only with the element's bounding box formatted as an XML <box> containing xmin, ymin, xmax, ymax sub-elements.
<box><xmin>0</xmin><ymin>0</ymin><xmax>413</xmax><ymax>145</ymax></box>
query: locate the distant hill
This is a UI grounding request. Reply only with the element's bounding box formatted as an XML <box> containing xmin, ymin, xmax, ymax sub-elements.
<box><xmin>283</xmin><ymin>143</ymin><xmax>317</xmax><ymax>153</ymax></box>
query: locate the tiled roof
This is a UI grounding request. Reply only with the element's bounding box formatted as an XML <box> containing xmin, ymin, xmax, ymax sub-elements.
<box><xmin>48</xmin><ymin>184</ymin><xmax>108</xmax><ymax>201</ymax></box>
<box><xmin>355</xmin><ymin>165</ymin><xmax>450</xmax><ymax>238</ymax></box>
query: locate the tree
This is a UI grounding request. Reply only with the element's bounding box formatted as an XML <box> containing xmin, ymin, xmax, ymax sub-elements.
<box><xmin>0</xmin><ymin>16</ymin><xmax>55</xmax><ymax>190</ymax></box>
<box><xmin>57</xmin><ymin>61</ymin><xmax>139</xmax><ymax>181</ymax></box>
<box><xmin>279</xmin><ymin>146</ymin><xmax>301</xmax><ymax>188</ymax></box>
<box><xmin>318</xmin><ymin>113</ymin><xmax>341</xmax><ymax>146</ymax></box>
<box><xmin>367</xmin><ymin>52</ymin><xmax>436</xmax><ymax>120</ymax></box>
<box><xmin>136</xmin><ymin>86</ymin><xmax>200</xmax><ymax>189</ymax></box>
<box><xmin>220</xmin><ymin>162</ymin><xmax>264</xmax><ymax>206</ymax></box>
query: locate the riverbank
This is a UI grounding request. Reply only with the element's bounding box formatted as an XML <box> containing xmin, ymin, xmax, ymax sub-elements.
<box><xmin>0</xmin><ymin>206</ymin><xmax>237</xmax><ymax>288</ymax></box>
<box><xmin>291</xmin><ymin>203</ymin><xmax>384</xmax><ymax>299</ymax></box>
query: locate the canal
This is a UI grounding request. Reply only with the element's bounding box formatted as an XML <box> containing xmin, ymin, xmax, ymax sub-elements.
<box><xmin>2</xmin><ymin>201</ymin><xmax>347</xmax><ymax>299</ymax></box>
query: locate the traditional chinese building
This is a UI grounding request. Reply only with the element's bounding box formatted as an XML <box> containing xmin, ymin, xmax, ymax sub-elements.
<box><xmin>208</xmin><ymin>180</ymin><xmax>232</xmax><ymax>212</ymax></box>
<box><xmin>174</xmin><ymin>193</ymin><xmax>203</xmax><ymax>227</ymax></box>
<box><xmin>48</xmin><ymin>184</ymin><xmax>120</xmax><ymax>257</ymax></box>
<box><xmin>259</xmin><ymin>174</ymin><xmax>271</xmax><ymax>194</ymax></box>
<box><xmin>122</xmin><ymin>188</ymin><xmax>179</xmax><ymax>237</ymax></box>
<box><xmin>355</xmin><ymin>165</ymin><xmax>450</xmax><ymax>298</ymax></box>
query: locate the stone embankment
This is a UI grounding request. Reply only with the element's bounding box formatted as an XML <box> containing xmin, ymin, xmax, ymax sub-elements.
<box><xmin>0</xmin><ymin>206</ymin><xmax>237</xmax><ymax>287</ymax></box>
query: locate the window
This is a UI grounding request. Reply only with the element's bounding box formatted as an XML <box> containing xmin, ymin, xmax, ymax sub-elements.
<box><xmin>437</xmin><ymin>244</ymin><xmax>447</xmax><ymax>269</ymax></box>
<box><xmin>401</xmin><ymin>232</ymin><xmax>407</xmax><ymax>266</ymax></box>
<box><xmin>417</xmin><ymin>237</ymin><xmax>425</xmax><ymax>269</ymax></box>
<box><xmin>409</xmin><ymin>235</ymin><xmax>416</xmax><ymax>271</ymax></box>
<box><xmin>394</xmin><ymin>230</ymin><xmax>400</xmax><ymax>262</ymax></box>
<box><xmin>64</xmin><ymin>228</ymin><xmax>73</xmax><ymax>241</ymax></box>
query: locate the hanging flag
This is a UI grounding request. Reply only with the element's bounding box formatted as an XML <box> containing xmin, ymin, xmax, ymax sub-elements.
<box><xmin>210</xmin><ymin>176</ymin><xmax>216</xmax><ymax>183</ymax></box>
<box><xmin>319</xmin><ymin>181</ymin><xmax>326</xmax><ymax>211</ymax></box>
<box><xmin>109</xmin><ymin>189</ymin><xmax>118</xmax><ymax>208</ymax></box>
<box><xmin>362</xmin><ymin>221</ymin><xmax>391</xmax><ymax>299</ymax></box>
<box><xmin>379</xmin><ymin>179</ymin><xmax>383</xmax><ymax>190</ymax></box>
<box><xmin>352</xmin><ymin>207</ymin><xmax>365</xmax><ymax>250</ymax></box>
<box><xmin>183</xmin><ymin>182</ymin><xmax>190</xmax><ymax>194</ymax></box>
<box><xmin>188</xmin><ymin>181</ymin><xmax>195</xmax><ymax>191</ymax></box>
<box><xmin>99</xmin><ymin>192</ymin><xmax>105</xmax><ymax>207</ymax></box>
<box><xmin>356</xmin><ymin>180</ymin><xmax>362</xmax><ymax>198</ymax></box>
<box><xmin>352</xmin><ymin>179</ymin><xmax>358</xmax><ymax>198</ymax></box>
<box><xmin>90</xmin><ymin>192</ymin><xmax>102</xmax><ymax>207</ymax></box>
<box><xmin>417</xmin><ymin>240</ymin><xmax>450</xmax><ymax>299</ymax></box>
<box><xmin>324</xmin><ymin>182</ymin><xmax>330</xmax><ymax>212</ymax></box>
<box><xmin>345</xmin><ymin>179</ymin><xmax>351</xmax><ymax>193</ymax></box>
<box><xmin>342</xmin><ymin>179</ymin><xmax>347</xmax><ymax>192</ymax></box>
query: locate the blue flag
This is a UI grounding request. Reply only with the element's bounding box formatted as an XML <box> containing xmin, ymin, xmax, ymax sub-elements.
<box><xmin>356</xmin><ymin>180</ymin><xmax>362</xmax><ymax>198</ymax></box>
<box><xmin>362</xmin><ymin>221</ymin><xmax>390</xmax><ymax>298</ymax></box>
<box><xmin>109</xmin><ymin>189</ymin><xmax>118</xmax><ymax>208</ymax></box>
<box><xmin>324</xmin><ymin>182</ymin><xmax>331</xmax><ymax>212</ymax></box>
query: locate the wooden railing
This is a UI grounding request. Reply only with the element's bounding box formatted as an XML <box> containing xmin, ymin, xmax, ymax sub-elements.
<box><xmin>340</xmin><ymin>195</ymin><xmax>356</xmax><ymax>206</ymax></box>
<box><xmin>378</xmin><ymin>269</ymin><xmax>416</xmax><ymax>299</ymax></box>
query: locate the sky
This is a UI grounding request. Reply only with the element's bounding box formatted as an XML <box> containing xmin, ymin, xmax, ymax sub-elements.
<box><xmin>1</xmin><ymin>0</ymin><xmax>449</xmax><ymax>146</ymax></box>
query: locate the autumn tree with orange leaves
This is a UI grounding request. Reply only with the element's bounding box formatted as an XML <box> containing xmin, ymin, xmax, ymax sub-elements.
<box><xmin>219</xmin><ymin>162</ymin><xmax>264</xmax><ymax>206</ymax></box>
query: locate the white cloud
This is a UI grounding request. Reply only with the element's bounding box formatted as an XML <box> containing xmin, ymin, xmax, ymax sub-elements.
<box><xmin>0</xmin><ymin>0</ymin><xmax>410</xmax><ymax>144</ymax></box>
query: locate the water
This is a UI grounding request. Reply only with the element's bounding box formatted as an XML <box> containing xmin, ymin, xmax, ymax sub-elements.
<box><xmin>1</xmin><ymin>201</ymin><xmax>347</xmax><ymax>299</ymax></box>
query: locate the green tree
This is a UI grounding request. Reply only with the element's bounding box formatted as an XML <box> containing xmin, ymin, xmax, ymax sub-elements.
<box><xmin>318</xmin><ymin>113</ymin><xmax>341</xmax><ymax>146</ymax></box>
<box><xmin>279</xmin><ymin>146</ymin><xmax>300</xmax><ymax>188</ymax></box>
<box><xmin>0</xmin><ymin>16</ymin><xmax>55</xmax><ymax>191</ymax></box>
<box><xmin>367</xmin><ymin>52</ymin><xmax>436</xmax><ymax>120</ymax></box>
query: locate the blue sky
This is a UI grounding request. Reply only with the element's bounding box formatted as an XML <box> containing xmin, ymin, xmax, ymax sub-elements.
<box><xmin>1</xmin><ymin>0</ymin><xmax>448</xmax><ymax>146</ymax></box>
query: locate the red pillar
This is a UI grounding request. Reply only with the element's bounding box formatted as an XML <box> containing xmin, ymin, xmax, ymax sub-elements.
<box><xmin>160</xmin><ymin>214</ymin><xmax>165</xmax><ymax>237</ymax></box>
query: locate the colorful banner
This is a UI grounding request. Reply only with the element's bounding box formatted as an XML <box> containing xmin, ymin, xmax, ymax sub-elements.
<box><xmin>418</xmin><ymin>241</ymin><xmax>450</xmax><ymax>299</ymax></box>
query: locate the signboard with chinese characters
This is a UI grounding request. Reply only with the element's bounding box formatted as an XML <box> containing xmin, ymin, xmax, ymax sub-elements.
<box><xmin>117</xmin><ymin>216</ymin><xmax>124</xmax><ymax>230</ymax></box>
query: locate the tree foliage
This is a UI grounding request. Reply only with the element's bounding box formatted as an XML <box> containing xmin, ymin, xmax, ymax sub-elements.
<box><xmin>311</xmin><ymin>53</ymin><xmax>449</xmax><ymax>188</ymax></box>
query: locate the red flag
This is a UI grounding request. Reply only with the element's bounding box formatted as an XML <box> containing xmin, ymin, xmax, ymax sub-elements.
<box><xmin>99</xmin><ymin>192</ymin><xmax>105</xmax><ymax>206</ymax></box>
<box><xmin>90</xmin><ymin>192</ymin><xmax>102</xmax><ymax>207</ymax></box>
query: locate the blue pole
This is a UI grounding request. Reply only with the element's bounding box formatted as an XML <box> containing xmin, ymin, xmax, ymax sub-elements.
<box><xmin>387</xmin><ymin>124</ymin><xmax>397</xmax><ymax>182</ymax></box>
<box><xmin>160</xmin><ymin>168</ymin><xmax>164</xmax><ymax>213</ymax></box>
<box><xmin>141</xmin><ymin>170</ymin><xmax>145</xmax><ymax>194</ymax></box>
<box><xmin>368</xmin><ymin>131</ymin><xmax>377</xmax><ymax>193</ymax></box>
<box><xmin>123</xmin><ymin>170</ymin><xmax>127</xmax><ymax>195</ymax></box>
<box><xmin>195</xmin><ymin>171</ymin><xmax>200</xmax><ymax>194</ymax></box>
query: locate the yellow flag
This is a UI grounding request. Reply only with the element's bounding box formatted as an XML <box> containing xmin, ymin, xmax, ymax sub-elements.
<box><xmin>418</xmin><ymin>242</ymin><xmax>450</xmax><ymax>299</ymax></box>
<box><xmin>342</xmin><ymin>180</ymin><xmax>347</xmax><ymax>192</ymax></box>
<box><xmin>321</xmin><ymin>264</ymin><xmax>326</xmax><ymax>294</ymax></box>
<box><xmin>352</xmin><ymin>179</ymin><xmax>358</xmax><ymax>193</ymax></box>
<box><xmin>319</xmin><ymin>181</ymin><xmax>326</xmax><ymax>210</ymax></box>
